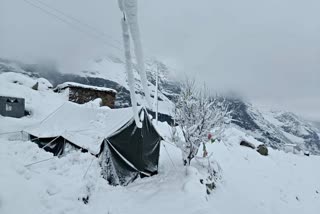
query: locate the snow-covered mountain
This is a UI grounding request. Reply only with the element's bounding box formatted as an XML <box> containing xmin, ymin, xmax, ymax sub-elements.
<box><xmin>226</xmin><ymin>98</ymin><xmax>320</xmax><ymax>154</ymax></box>
<box><xmin>1</xmin><ymin>58</ymin><xmax>320</xmax><ymax>214</ymax></box>
<box><xmin>0</xmin><ymin>57</ymin><xmax>175</xmax><ymax>114</ymax></box>
<box><xmin>311</xmin><ymin>121</ymin><xmax>320</xmax><ymax>131</ymax></box>
<box><xmin>1</xmin><ymin>57</ymin><xmax>320</xmax><ymax>154</ymax></box>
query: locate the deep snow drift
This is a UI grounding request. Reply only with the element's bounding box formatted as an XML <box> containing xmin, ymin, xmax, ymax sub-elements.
<box><xmin>1</xmin><ymin>128</ymin><xmax>320</xmax><ymax>214</ymax></box>
<box><xmin>1</xmin><ymin>72</ymin><xmax>320</xmax><ymax>214</ymax></box>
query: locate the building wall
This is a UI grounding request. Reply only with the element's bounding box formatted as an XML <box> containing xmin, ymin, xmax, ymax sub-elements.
<box><xmin>0</xmin><ymin>96</ymin><xmax>25</xmax><ymax>118</ymax></box>
<box><xmin>68</xmin><ymin>87</ymin><xmax>116</xmax><ymax>108</ymax></box>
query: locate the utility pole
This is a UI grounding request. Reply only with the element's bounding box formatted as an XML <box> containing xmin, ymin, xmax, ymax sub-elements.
<box><xmin>119</xmin><ymin>0</ymin><xmax>142</xmax><ymax>128</ymax></box>
<box><xmin>155</xmin><ymin>65</ymin><xmax>159</xmax><ymax>124</ymax></box>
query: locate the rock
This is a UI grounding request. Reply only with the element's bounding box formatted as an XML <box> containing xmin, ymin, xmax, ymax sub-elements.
<box><xmin>31</xmin><ymin>82</ymin><xmax>39</xmax><ymax>90</ymax></box>
<box><xmin>206</xmin><ymin>182</ymin><xmax>216</xmax><ymax>195</ymax></box>
<box><xmin>257</xmin><ymin>144</ymin><xmax>268</xmax><ymax>156</ymax></box>
<box><xmin>82</xmin><ymin>196</ymin><xmax>89</xmax><ymax>204</ymax></box>
<box><xmin>240</xmin><ymin>140</ymin><xmax>256</xmax><ymax>149</ymax></box>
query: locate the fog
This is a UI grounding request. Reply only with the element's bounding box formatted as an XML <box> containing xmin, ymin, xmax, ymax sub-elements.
<box><xmin>1</xmin><ymin>0</ymin><xmax>319</xmax><ymax>120</ymax></box>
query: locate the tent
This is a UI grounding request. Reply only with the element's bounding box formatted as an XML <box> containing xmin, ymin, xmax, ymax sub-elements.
<box><xmin>25</xmin><ymin>102</ymin><xmax>162</xmax><ymax>185</ymax></box>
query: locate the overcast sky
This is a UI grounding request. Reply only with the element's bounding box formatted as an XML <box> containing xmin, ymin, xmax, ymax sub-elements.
<box><xmin>1</xmin><ymin>0</ymin><xmax>319</xmax><ymax>120</ymax></box>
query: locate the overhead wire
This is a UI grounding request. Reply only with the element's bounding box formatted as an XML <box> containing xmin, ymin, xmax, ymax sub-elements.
<box><xmin>30</xmin><ymin>0</ymin><xmax>122</xmax><ymax>47</ymax></box>
<box><xmin>21</xmin><ymin>0</ymin><xmax>179</xmax><ymax>74</ymax></box>
<box><xmin>22</xmin><ymin>0</ymin><xmax>123</xmax><ymax>53</ymax></box>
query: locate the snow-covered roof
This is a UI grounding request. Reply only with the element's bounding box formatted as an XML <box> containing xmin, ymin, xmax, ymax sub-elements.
<box><xmin>24</xmin><ymin>102</ymin><xmax>134</xmax><ymax>155</ymax></box>
<box><xmin>55</xmin><ymin>82</ymin><xmax>117</xmax><ymax>94</ymax></box>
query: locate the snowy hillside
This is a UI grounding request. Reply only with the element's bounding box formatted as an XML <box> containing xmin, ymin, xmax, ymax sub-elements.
<box><xmin>265</xmin><ymin>111</ymin><xmax>320</xmax><ymax>153</ymax></box>
<box><xmin>0</xmin><ymin>57</ymin><xmax>175</xmax><ymax>114</ymax></box>
<box><xmin>226</xmin><ymin>98</ymin><xmax>320</xmax><ymax>154</ymax></box>
<box><xmin>1</xmin><ymin>65</ymin><xmax>320</xmax><ymax>214</ymax></box>
<box><xmin>2</xmin><ymin>129</ymin><xmax>320</xmax><ymax>214</ymax></box>
<box><xmin>1</xmin><ymin>57</ymin><xmax>320</xmax><ymax>154</ymax></box>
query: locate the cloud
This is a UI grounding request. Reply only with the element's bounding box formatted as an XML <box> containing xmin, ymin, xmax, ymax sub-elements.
<box><xmin>1</xmin><ymin>0</ymin><xmax>319</xmax><ymax>120</ymax></box>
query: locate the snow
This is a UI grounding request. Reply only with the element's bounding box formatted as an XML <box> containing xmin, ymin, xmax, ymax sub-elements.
<box><xmin>122</xmin><ymin>0</ymin><xmax>152</xmax><ymax>108</ymax></box>
<box><xmin>1</xmin><ymin>126</ymin><xmax>320</xmax><ymax>214</ymax></box>
<box><xmin>25</xmin><ymin>102</ymin><xmax>136</xmax><ymax>155</ymax></box>
<box><xmin>1</xmin><ymin>72</ymin><xmax>320</xmax><ymax>214</ymax></box>
<box><xmin>36</xmin><ymin>77</ymin><xmax>53</xmax><ymax>90</ymax></box>
<box><xmin>121</xmin><ymin>12</ymin><xmax>142</xmax><ymax>128</ymax></box>
<box><xmin>281</xmin><ymin>130</ymin><xmax>305</xmax><ymax>145</ymax></box>
<box><xmin>55</xmin><ymin>82</ymin><xmax>117</xmax><ymax>93</ymax></box>
<box><xmin>208</xmin><ymin>140</ymin><xmax>320</xmax><ymax>214</ymax></box>
<box><xmin>0</xmin><ymin>72</ymin><xmax>67</xmax><ymax>132</ymax></box>
<box><xmin>82</xmin><ymin>57</ymin><xmax>129</xmax><ymax>89</ymax></box>
<box><xmin>79</xmin><ymin>56</ymin><xmax>175</xmax><ymax>116</ymax></box>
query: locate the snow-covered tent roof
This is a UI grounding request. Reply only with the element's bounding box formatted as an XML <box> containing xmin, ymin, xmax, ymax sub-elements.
<box><xmin>55</xmin><ymin>82</ymin><xmax>117</xmax><ymax>94</ymax></box>
<box><xmin>24</xmin><ymin>102</ymin><xmax>134</xmax><ymax>154</ymax></box>
<box><xmin>24</xmin><ymin>101</ymin><xmax>163</xmax><ymax>185</ymax></box>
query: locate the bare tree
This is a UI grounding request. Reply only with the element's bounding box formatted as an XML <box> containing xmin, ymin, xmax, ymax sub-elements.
<box><xmin>173</xmin><ymin>79</ymin><xmax>231</xmax><ymax>165</ymax></box>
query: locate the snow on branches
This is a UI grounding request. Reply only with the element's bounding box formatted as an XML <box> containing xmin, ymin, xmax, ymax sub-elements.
<box><xmin>173</xmin><ymin>79</ymin><xmax>232</xmax><ymax>165</ymax></box>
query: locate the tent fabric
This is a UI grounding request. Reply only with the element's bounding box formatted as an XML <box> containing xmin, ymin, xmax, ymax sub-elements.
<box><xmin>25</xmin><ymin>102</ymin><xmax>134</xmax><ymax>155</ymax></box>
<box><xmin>25</xmin><ymin>102</ymin><xmax>162</xmax><ymax>186</ymax></box>
<box><xmin>103</xmin><ymin>110</ymin><xmax>161</xmax><ymax>185</ymax></box>
<box><xmin>29</xmin><ymin>135</ymin><xmax>87</xmax><ymax>156</ymax></box>
<box><xmin>30</xmin><ymin>135</ymin><xmax>67</xmax><ymax>156</ymax></box>
<box><xmin>100</xmin><ymin>141</ymin><xmax>140</xmax><ymax>186</ymax></box>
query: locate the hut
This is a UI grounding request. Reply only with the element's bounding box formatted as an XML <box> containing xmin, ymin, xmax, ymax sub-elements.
<box><xmin>54</xmin><ymin>82</ymin><xmax>117</xmax><ymax>108</ymax></box>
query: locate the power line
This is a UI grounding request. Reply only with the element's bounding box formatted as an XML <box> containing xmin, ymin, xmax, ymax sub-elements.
<box><xmin>30</xmin><ymin>0</ymin><xmax>122</xmax><ymax>46</ymax></box>
<box><xmin>22</xmin><ymin>0</ymin><xmax>123</xmax><ymax>52</ymax></box>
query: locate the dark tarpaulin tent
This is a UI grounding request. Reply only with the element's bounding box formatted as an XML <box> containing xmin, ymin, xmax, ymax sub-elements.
<box><xmin>25</xmin><ymin>102</ymin><xmax>162</xmax><ymax>185</ymax></box>
<box><xmin>101</xmin><ymin>110</ymin><xmax>162</xmax><ymax>185</ymax></box>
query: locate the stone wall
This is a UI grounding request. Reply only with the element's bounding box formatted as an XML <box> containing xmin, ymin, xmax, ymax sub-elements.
<box><xmin>68</xmin><ymin>87</ymin><xmax>116</xmax><ymax>108</ymax></box>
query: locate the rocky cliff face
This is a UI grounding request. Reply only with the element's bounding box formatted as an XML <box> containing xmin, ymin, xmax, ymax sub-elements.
<box><xmin>270</xmin><ymin>111</ymin><xmax>320</xmax><ymax>154</ymax></box>
<box><xmin>225</xmin><ymin>98</ymin><xmax>320</xmax><ymax>154</ymax></box>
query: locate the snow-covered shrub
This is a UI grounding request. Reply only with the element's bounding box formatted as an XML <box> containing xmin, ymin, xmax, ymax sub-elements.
<box><xmin>173</xmin><ymin>79</ymin><xmax>231</xmax><ymax>165</ymax></box>
<box><xmin>196</xmin><ymin>155</ymin><xmax>223</xmax><ymax>194</ymax></box>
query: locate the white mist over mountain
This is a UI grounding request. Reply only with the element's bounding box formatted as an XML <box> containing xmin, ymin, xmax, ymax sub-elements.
<box><xmin>1</xmin><ymin>0</ymin><xmax>320</xmax><ymax>120</ymax></box>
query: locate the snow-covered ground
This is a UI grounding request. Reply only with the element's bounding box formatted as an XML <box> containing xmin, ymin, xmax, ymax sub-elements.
<box><xmin>1</xmin><ymin>72</ymin><xmax>320</xmax><ymax>214</ymax></box>
<box><xmin>1</xmin><ymin>127</ymin><xmax>320</xmax><ymax>214</ymax></box>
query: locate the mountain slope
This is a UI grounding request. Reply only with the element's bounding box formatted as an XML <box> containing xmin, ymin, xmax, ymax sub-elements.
<box><xmin>1</xmin><ymin>57</ymin><xmax>320</xmax><ymax>154</ymax></box>
<box><xmin>0</xmin><ymin>57</ymin><xmax>175</xmax><ymax>114</ymax></box>
<box><xmin>266</xmin><ymin>111</ymin><xmax>320</xmax><ymax>154</ymax></box>
<box><xmin>227</xmin><ymin>98</ymin><xmax>320</xmax><ymax>154</ymax></box>
<box><xmin>1</xmin><ymin>64</ymin><xmax>320</xmax><ymax>214</ymax></box>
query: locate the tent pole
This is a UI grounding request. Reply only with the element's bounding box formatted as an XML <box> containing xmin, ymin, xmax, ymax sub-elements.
<box><xmin>83</xmin><ymin>157</ymin><xmax>95</xmax><ymax>179</ymax></box>
<box><xmin>24</xmin><ymin>157</ymin><xmax>55</xmax><ymax>167</ymax></box>
<box><xmin>154</xmin><ymin>64</ymin><xmax>159</xmax><ymax>124</ymax></box>
<box><xmin>42</xmin><ymin>135</ymin><xmax>60</xmax><ymax>150</ymax></box>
